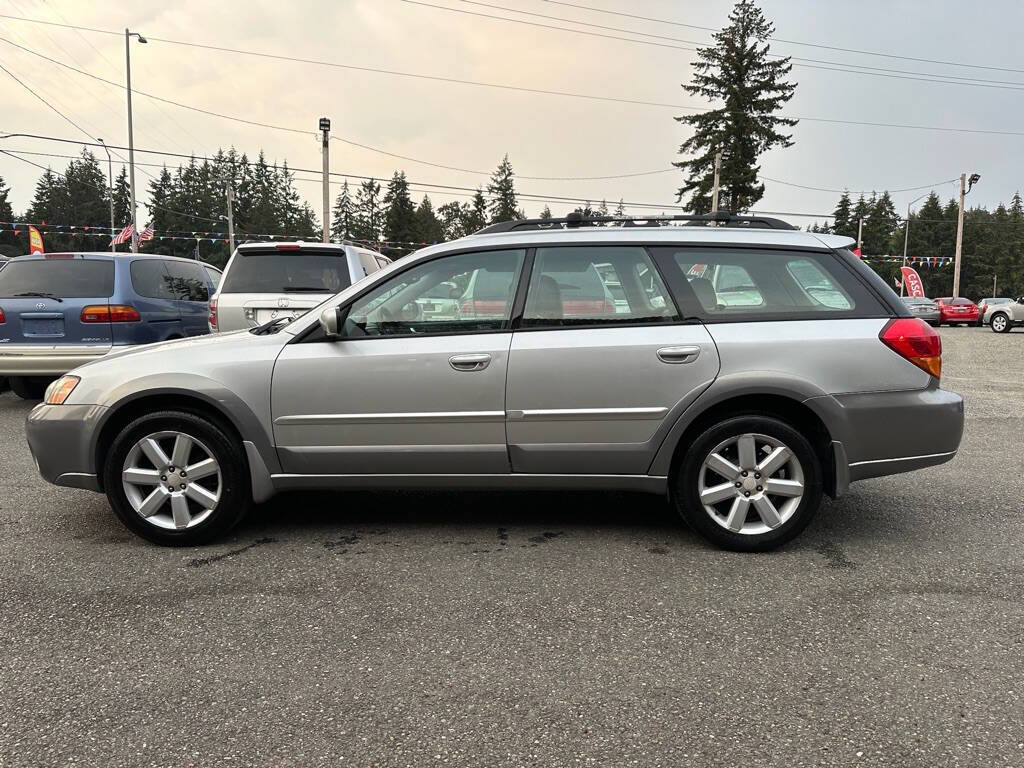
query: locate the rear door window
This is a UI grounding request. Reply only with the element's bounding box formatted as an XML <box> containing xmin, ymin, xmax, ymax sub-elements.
<box><xmin>131</xmin><ymin>259</ymin><xmax>175</xmax><ymax>299</ymax></box>
<box><xmin>655</xmin><ymin>248</ymin><xmax>877</xmax><ymax>321</ymax></box>
<box><xmin>165</xmin><ymin>261</ymin><xmax>210</xmax><ymax>302</ymax></box>
<box><xmin>220</xmin><ymin>250</ymin><xmax>351</xmax><ymax>294</ymax></box>
<box><xmin>0</xmin><ymin>259</ymin><xmax>115</xmax><ymax>298</ymax></box>
<box><xmin>522</xmin><ymin>246</ymin><xmax>676</xmax><ymax>328</ymax></box>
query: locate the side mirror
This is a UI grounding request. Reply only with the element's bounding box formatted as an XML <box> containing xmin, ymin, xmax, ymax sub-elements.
<box><xmin>319</xmin><ymin>307</ymin><xmax>342</xmax><ymax>338</ymax></box>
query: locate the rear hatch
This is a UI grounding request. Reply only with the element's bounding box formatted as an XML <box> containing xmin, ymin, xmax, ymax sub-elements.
<box><xmin>216</xmin><ymin>246</ymin><xmax>351</xmax><ymax>331</ymax></box>
<box><xmin>0</xmin><ymin>257</ymin><xmax>115</xmax><ymax>347</ymax></box>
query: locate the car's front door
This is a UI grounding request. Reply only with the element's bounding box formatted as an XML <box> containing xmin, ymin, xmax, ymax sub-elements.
<box><xmin>505</xmin><ymin>245</ymin><xmax>720</xmax><ymax>475</ymax></box>
<box><xmin>271</xmin><ymin>248</ymin><xmax>527</xmax><ymax>475</ymax></box>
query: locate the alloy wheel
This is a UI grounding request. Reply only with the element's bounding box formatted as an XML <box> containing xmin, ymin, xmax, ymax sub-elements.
<box><xmin>121</xmin><ymin>431</ymin><xmax>222</xmax><ymax>530</ymax></box>
<box><xmin>992</xmin><ymin>315</ymin><xmax>1008</xmax><ymax>332</ymax></box>
<box><xmin>697</xmin><ymin>432</ymin><xmax>805</xmax><ymax>535</ymax></box>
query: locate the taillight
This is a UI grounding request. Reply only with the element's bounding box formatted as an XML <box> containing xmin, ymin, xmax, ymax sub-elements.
<box><xmin>81</xmin><ymin>304</ymin><xmax>141</xmax><ymax>323</ymax></box>
<box><xmin>276</xmin><ymin>244</ymin><xmax>301</xmax><ymax>251</ymax></box>
<box><xmin>0</xmin><ymin>307</ymin><xmax>5</xmax><ymax>324</ymax></box>
<box><xmin>209</xmin><ymin>297</ymin><xmax>218</xmax><ymax>329</ymax></box>
<box><xmin>880</xmin><ymin>318</ymin><xmax>941</xmax><ymax>379</ymax></box>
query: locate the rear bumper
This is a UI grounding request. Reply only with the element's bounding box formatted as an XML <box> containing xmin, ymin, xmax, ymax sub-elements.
<box><xmin>25</xmin><ymin>402</ymin><xmax>107</xmax><ymax>491</ymax></box>
<box><xmin>0</xmin><ymin>344</ymin><xmax>112</xmax><ymax>376</ymax></box>
<box><xmin>809</xmin><ymin>385</ymin><xmax>964</xmax><ymax>489</ymax></box>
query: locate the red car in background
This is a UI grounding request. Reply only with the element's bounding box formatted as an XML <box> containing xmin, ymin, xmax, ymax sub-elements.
<box><xmin>935</xmin><ymin>297</ymin><xmax>980</xmax><ymax>326</ymax></box>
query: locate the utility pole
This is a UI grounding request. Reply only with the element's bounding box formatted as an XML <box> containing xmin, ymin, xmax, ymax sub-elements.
<box><xmin>125</xmin><ymin>29</ymin><xmax>147</xmax><ymax>253</ymax></box>
<box><xmin>97</xmin><ymin>138</ymin><xmax>115</xmax><ymax>253</ymax></box>
<box><xmin>710</xmin><ymin>151</ymin><xmax>722</xmax><ymax>214</ymax></box>
<box><xmin>320</xmin><ymin>117</ymin><xmax>331</xmax><ymax>243</ymax></box>
<box><xmin>952</xmin><ymin>173</ymin><xmax>966</xmax><ymax>298</ymax></box>
<box><xmin>225</xmin><ymin>186</ymin><xmax>236</xmax><ymax>254</ymax></box>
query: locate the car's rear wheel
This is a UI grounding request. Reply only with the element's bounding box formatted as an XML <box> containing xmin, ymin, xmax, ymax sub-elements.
<box><xmin>991</xmin><ymin>313</ymin><xmax>1012</xmax><ymax>333</ymax></box>
<box><xmin>674</xmin><ymin>416</ymin><xmax>822</xmax><ymax>552</ymax></box>
<box><xmin>103</xmin><ymin>410</ymin><xmax>252</xmax><ymax>546</ymax></box>
<box><xmin>9</xmin><ymin>376</ymin><xmax>47</xmax><ymax>400</ymax></box>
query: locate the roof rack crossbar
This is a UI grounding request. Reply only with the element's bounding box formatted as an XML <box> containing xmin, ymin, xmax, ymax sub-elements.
<box><xmin>475</xmin><ymin>211</ymin><xmax>797</xmax><ymax>234</ymax></box>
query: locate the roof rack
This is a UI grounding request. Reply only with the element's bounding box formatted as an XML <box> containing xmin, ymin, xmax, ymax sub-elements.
<box><xmin>475</xmin><ymin>210</ymin><xmax>797</xmax><ymax>234</ymax></box>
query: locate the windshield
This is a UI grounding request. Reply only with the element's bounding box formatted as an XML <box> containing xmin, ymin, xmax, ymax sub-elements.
<box><xmin>221</xmin><ymin>251</ymin><xmax>351</xmax><ymax>294</ymax></box>
<box><xmin>0</xmin><ymin>259</ymin><xmax>114</xmax><ymax>298</ymax></box>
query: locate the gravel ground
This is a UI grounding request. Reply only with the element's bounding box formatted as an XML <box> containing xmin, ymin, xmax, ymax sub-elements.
<box><xmin>0</xmin><ymin>326</ymin><xmax>1022</xmax><ymax>767</ymax></box>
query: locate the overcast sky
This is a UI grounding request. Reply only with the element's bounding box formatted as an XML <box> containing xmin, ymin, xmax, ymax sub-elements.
<box><xmin>1</xmin><ymin>0</ymin><xmax>1022</xmax><ymax>229</ymax></box>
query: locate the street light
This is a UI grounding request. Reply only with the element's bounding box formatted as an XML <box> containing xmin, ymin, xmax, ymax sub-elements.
<box><xmin>900</xmin><ymin>192</ymin><xmax>930</xmax><ymax>296</ymax></box>
<box><xmin>953</xmin><ymin>172</ymin><xmax>981</xmax><ymax>298</ymax></box>
<box><xmin>96</xmin><ymin>138</ymin><xmax>115</xmax><ymax>253</ymax></box>
<box><xmin>125</xmin><ymin>29</ymin><xmax>146</xmax><ymax>253</ymax></box>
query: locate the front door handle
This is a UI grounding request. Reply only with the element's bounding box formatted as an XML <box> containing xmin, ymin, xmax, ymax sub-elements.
<box><xmin>449</xmin><ymin>353</ymin><xmax>491</xmax><ymax>372</ymax></box>
<box><xmin>657</xmin><ymin>345</ymin><xmax>701</xmax><ymax>364</ymax></box>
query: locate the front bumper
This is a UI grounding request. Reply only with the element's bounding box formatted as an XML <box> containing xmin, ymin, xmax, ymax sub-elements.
<box><xmin>0</xmin><ymin>344</ymin><xmax>112</xmax><ymax>376</ymax></box>
<box><xmin>809</xmin><ymin>385</ymin><xmax>964</xmax><ymax>487</ymax></box>
<box><xmin>25</xmin><ymin>402</ymin><xmax>108</xmax><ymax>492</ymax></box>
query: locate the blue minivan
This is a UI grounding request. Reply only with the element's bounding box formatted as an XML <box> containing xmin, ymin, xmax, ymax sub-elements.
<box><xmin>0</xmin><ymin>252</ymin><xmax>222</xmax><ymax>399</ymax></box>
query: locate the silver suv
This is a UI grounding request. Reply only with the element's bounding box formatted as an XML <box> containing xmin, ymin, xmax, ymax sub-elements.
<box><xmin>211</xmin><ymin>242</ymin><xmax>390</xmax><ymax>332</ymax></box>
<box><xmin>25</xmin><ymin>214</ymin><xmax>964</xmax><ymax>551</ymax></box>
<box><xmin>988</xmin><ymin>296</ymin><xmax>1024</xmax><ymax>333</ymax></box>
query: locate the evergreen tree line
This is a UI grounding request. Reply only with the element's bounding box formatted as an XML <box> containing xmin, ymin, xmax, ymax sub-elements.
<box><xmin>1</xmin><ymin>150</ymin><xmax>553</xmax><ymax>266</ymax></box>
<box><xmin>811</xmin><ymin>190</ymin><xmax>1024</xmax><ymax>299</ymax></box>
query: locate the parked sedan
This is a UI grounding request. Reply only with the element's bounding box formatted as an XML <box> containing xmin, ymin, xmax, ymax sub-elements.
<box><xmin>979</xmin><ymin>297</ymin><xmax>1013</xmax><ymax>325</ymax></box>
<box><xmin>935</xmin><ymin>297</ymin><xmax>980</xmax><ymax>326</ymax></box>
<box><xmin>900</xmin><ymin>296</ymin><xmax>940</xmax><ymax>326</ymax></box>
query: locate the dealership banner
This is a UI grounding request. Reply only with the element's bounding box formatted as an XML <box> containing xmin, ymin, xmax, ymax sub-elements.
<box><xmin>28</xmin><ymin>225</ymin><xmax>44</xmax><ymax>254</ymax></box>
<box><xmin>900</xmin><ymin>266</ymin><xmax>925</xmax><ymax>298</ymax></box>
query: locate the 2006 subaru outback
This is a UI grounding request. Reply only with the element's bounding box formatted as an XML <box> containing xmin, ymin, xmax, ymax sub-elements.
<box><xmin>25</xmin><ymin>214</ymin><xmax>964</xmax><ymax>551</ymax></box>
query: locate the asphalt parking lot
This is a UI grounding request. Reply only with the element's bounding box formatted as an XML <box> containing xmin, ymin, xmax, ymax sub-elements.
<box><xmin>1</xmin><ymin>326</ymin><xmax>1022</xmax><ymax>768</ymax></box>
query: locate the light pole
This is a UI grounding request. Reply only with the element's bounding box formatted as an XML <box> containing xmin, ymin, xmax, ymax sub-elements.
<box><xmin>952</xmin><ymin>172</ymin><xmax>980</xmax><ymax>298</ymax></box>
<box><xmin>900</xmin><ymin>192</ymin><xmax>930</xmax><ymax>296</ymax></box>
<box><xmin>97</xmin><ymin>138</ymin><xmax>116</xmax><ymax>253</ymax></box>
<box><xmin>125</xmin><ymin>29</ymin><xmax>147</xmax><ymax>254</ymax></box>
<box><xmin>320</xmin><ymin>117</ymin><xmax>331</xmax><ymax>243</ymax></box>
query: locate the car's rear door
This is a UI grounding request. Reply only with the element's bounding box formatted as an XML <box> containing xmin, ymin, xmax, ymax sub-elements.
<box><xmin>504</xmin><ymin>245</ymin><xmax>720</xmax><ymax>475</ymax></box>
<box><xmin>164</xmin><ymin>259</ymin><xmax>212</xmax><ymax>336</ymax></box>
<box><xmin>0</xmin><ymin>256</ymin><xmax>115</xmax><ymax>350</ymax></box>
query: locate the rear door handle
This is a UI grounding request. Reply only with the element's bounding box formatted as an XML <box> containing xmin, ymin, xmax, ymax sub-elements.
<box><xmin>449</xmin><ymin>353</ymin><xmax>491</xmax><ymax>372</ymax></box>
<box><xmin>657</xmin><ymin>345</ymin><xmax>701</xmax><ymax>364</ymax></box>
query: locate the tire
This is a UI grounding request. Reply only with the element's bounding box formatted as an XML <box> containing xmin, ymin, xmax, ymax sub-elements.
<box><xmin>9</xmin><ymin>376</ymin><xmax>47</xmax><ymax>400</ymax></box>
<box><xmin>991</xmin><ymin>313</ymin><xmax>1012</xmax><ymax>333</ymax></box>
<box><xmin>673</xmin><ymin>415</ymin><xmax>823</xmax><ymax>552</ymax></box>
<box><xmin>102</xmin><ymin>410</ymin><xmax>252</xmax><ymax>546</ymax></box>
<box><xmin>0</xmin><ymin>377</ymin><xmax>8</xmax><ymax>393</ymax></box>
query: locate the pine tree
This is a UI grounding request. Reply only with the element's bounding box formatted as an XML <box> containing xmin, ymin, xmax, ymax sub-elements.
<box><xmin>863</xmin><ymin>191</ymin><xmax>898</xmax><ymax>255</ymax></box>
<box><xmin>538</xmin><ymin>205</ymin><xmax>553</xmax><ymax>219</ymax></box>
<box><xmin>331</xmin><ymin>180</ymin><xmax>357</xmax><ymax>242</ymax></box>
<box><xmin>112</xmin><ymin>166</ymin><xmax>131</xmax><ymax>232</ymax></box>
<box><xmin>487</xmin><ymin>155</ymin><xmax>522</xmax><ymax>223</ymax></box>
<box><xmin>352</xmin><ymin>178</ymin><xmax>382</xmax><ymax>244</ymax></box>
<box><xmin>146</xmin><ymin>167</ymin><xmax>174</xmax><ymax>254</ymax></box>
<box><xmin>462</xmin><ymin>189</ymin><xmax>488</xmax><ymax>233</ymax></box>
<box><xmin>414</xmin><ymin>195</ymin><xmax>445</xmax><ymax>245</ymax></box>
<box><xmin>614</xmin><ymin>199</ymin><xmax>626</xmax><ymax>217</ymax></box>
<box><xmin>0</xmin><ymin>173</ymin><xmax>17</xmax><ymax>256</ymax></box>
<box><xmin>674</xmin><ymin>0</ymin><xmax>796</xmax><ymax>212</ymax></box>
<box><xmin>438</xmin><ymin>201</ymin><xmax>470</xmax><ymax>240</ymax></box>
<box><xmin>382</xmin><ymin>172</ymin><xmax>417</xmax><ymax>254</ymax></box>
<box><xmin>830</xmin><ymin>192</ymin><xmax>853</xmax><ymax>238</ymax></box>
<box><xmin>26</xmin><ymin>167</ymin><xmax>68</xmax><ymax>250</ymax></box>
<box><xmin>597</xmin><ymin>199</ymin><xmax>609</xmax><ymax>217</ymax></box>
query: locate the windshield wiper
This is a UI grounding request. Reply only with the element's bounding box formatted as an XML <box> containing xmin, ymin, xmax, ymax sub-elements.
<box><xmin>13</xmin><ymin>291</ymin><xmax>63</xmax><ymax>302</ymax></box>
<box><xmin>249</xmin><ymin>316</ymin><xmax>294</xmax><ymax>335</ymax></box>
<box><xmin>282</xmin><ymin>286</ymin><xmax>328</xmax><ymax>292</ymax></box>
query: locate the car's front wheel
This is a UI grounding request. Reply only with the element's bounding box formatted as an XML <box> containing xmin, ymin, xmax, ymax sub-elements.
<box><xmin>674</xmin><ymin>416</ymin><xmax>823</xmax><ymax>552</ymax></box>
<box><xmin>103</xmin><ymin>410</ymin><xmax>252</xmax><ymax>546</ymax></box>
<box><xmin>991</xmin><ymin>313</ymin><xmax>1012</xmax><ymax>333</ymax></box>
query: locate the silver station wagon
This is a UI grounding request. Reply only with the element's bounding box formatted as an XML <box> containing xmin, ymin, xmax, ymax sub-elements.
<box><xmin>25</xmin><ymin>213</ymin><xmax>964</xmax><ymax>551</ymax></box>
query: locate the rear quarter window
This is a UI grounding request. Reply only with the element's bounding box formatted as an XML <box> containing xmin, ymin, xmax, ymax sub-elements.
<box><xmin>0</xmin><ymin>259</ymin><xmax>115</xmax><ymax>298</ymax></box>
<box><xmin>653</xmin><ymin>247</ymin><xmax>885</xmax><ymax>322</ymax></box>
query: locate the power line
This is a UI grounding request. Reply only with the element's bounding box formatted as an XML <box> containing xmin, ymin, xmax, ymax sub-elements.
<box><xmin>0</xmin><ymin>17</ymin><xmax>1021</xmax><ymax>139</ymax></box>
<box><xmin>542</xmin><ymin>0</ymin><xmax>1024</xmax><ymax>76</ymax></box>
<box><xmin>404</xmin><ymin>0</ymin><xmax>1024</xmax><ymax>91</ymax></box>
<box><xmin>451</xmin><ymin>0</ymin><xmax>1024</xmax><ymax>87</ymax></box>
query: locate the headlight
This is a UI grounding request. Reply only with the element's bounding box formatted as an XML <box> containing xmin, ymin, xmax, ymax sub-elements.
<box><xmin>44</xmin><ymin>375</ymin><xmax>80</xmax><ymax>405</ymax></box>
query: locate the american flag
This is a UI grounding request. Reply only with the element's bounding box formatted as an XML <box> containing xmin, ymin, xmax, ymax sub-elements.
<box><xmin>111</xmin><ymin>224</ymin><xmax>133</xmax><ymax>245</ymax></box>
<box><xmin>138</xmin><ymin>226</ymin><xmax>154</xmax><ymax>243</ymax></box>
